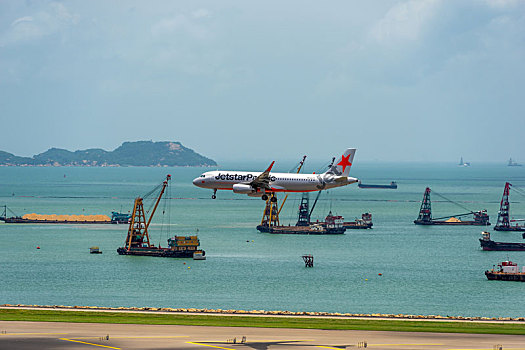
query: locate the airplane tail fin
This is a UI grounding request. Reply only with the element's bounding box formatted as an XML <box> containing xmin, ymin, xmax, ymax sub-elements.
<box><xmin>325</xmin><ymin>148</ymin><xmax>356</xmax><ymax>177</ymax></box>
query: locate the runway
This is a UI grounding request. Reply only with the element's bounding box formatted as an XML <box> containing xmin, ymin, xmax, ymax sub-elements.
<box><xmin>1</xmin><ymin>321</ymin><xmax>524</xmax><ymax>350</ymax></box>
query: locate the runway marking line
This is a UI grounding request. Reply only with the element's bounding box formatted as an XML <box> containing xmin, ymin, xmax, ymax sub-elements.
<box><xmin>317</xmin><ymin>344</ymin><xmax>444</xmax><ymax>349</ymax></box>
<box><xmin>187</xmin><ymin>342</ymin><xmax>236</xmax><ymax>350</ymax></box>
<box><xmin>196</xmin><ymin>339</ymin><xmax>314</xmax><ymax>343</ymax></box>
<box><xmin>73</xmin><ymin>335</ymin><xmax>189</xmax><ymax>339</ymax></box>
<box><xmin>1</xmin><ymin>332</ymin><xmax>68</xmax><ymax>335</ymax></box>
<box><xmin>370</xmin><ymin>344</ymin><xmax>444</xmax><ymax>346</ymax></box>
<box><xmin>59</xmin><ymin>338</ymin><xmax>121</xmax><ymax>349</ymax></box>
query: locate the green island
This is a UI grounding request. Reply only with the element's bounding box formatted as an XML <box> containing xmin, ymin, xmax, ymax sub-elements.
<box><xmin>0</xmin><ymin>140</ymin><xmax>216</xmax><ymax>167</ymax></box>
<box><xmin>1</xmin><ymin>309</ymin><xmax>524</xmax><ymax>335</ymax></box>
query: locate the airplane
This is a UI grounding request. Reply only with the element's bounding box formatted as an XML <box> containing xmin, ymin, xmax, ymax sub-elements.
<box><xmin>192</xmin><ymin>148</ymin><xmax>358</xmax><ymax>200</ymax></box>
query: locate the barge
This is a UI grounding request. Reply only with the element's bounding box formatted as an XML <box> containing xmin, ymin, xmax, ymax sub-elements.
<box><xmin>257</xmin><ymin>194</ymin><xmax>345</xmax><ymax>234</ymax></box>
<box><xmin>257</xmin><ymin>223</ymin><xmax>345</xmax><ymax>235</ymax></box>
<box><xmin>485</xmin><ymin>261</ymin><xmax>525</xmax><ymax>282</ymax></box>
<box><xmin>116</xmin><ymin>175</ymin><xmax>205</xmax><ymax>260</ymax></box>
<box><xmin>1</xmin><ymin>206</ymin><xmax>129</xmax><ymax>225</ymax></box>
<box><xmin>479</xmin><ymin>231</ymin><xmax>525</xmax><ymax>251</ymax></box>
<box><xmin>358</xmin><ymin>181</ymin><xmax>397</xmax><ymax>189</ymax></box>
<box><xmin>414</xmin><ymin>187</ymin><xmax>490</xmax><ymax>226</ymax></box>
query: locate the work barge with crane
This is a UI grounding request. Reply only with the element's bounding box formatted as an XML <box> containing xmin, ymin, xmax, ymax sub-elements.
<box><xmin>256</xmin><ymin>156</ymin><xmax>372</xmax><ymax>234</ymax></box>
<box><xmin>414</xmin><ymin>187</ymin><xmax>490</xmax><ymax>226</ymax></box>
<box><xmin>116</xmin><ymin>175</ymin><xmax>205</xmax><ymax>260</ymax></box>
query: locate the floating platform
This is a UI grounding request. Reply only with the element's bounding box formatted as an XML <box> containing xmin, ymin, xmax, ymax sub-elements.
<box><xmin>479</xmin><ymin>232</ymin><xmax>525</xmax><ymax>251</ymax></box>
<box><xmin>485</xmin><ymin>261</ymin><xmax>525</xmax><ymax>282</ymax></box>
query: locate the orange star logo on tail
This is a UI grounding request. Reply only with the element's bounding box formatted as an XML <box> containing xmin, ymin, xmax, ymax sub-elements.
<box><xmin>337</xmin><ymin>154</ymin><xmax>352</xmax><ymax>173</ymax></box>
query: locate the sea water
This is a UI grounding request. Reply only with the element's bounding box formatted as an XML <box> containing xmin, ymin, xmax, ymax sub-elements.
<box><xmin>1</xmin><ymin>162</ymin><xmax>524</xmax><ymax>318</ymax></box>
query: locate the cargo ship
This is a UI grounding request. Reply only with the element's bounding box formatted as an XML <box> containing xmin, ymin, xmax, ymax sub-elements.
<box><xmin>479</xmin><ymin>231</ymin><xmax>525</xmax><ymax>251</ymax></box>
<box><xmin>1</xmin><ymin>207</ymin><xmax>129</xmax><ymax>225</ymax></box>
<box><xmin>116</xmin><ymin>175</ymin><xmax>205</xmax><ymax>260</ymax></box>
<box><xmin>485</xmin><ymin>261</ymin><xmax>525</xmax><ymax>282</ymax></box>
<box><xmin>358</xmin><ymin>181</ymin><xmax>397</xmax><ymax>189</ymax></box>
<box><xmin>413</xmin><ymin>188</ymin><xmax>490</xmax><ymax>226</ymax></box>
<box><xmin>493</xmin><ymin>182</ymin><xmax>525</xmax><ymax>231</ymax></box>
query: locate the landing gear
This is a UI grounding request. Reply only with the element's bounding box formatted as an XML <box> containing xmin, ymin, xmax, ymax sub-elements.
<box><xmin>270</xmin><ymin>195</ymin><xmax>277</xmax><ymax>203</ymax></box>
<box><xmin>212</xmin><ymin>189</ymin><xmax>217</xmax><ymax>199</ymax></box>
<box><xmin>261</xmin><ymin>194</ymin><xmax>268</xmax><ymax>201</ymax></box>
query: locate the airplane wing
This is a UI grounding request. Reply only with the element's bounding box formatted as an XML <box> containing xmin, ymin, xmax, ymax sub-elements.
<box><xmin>250</xmin><ymin>161</ymin><xmax>275</xmax><ymax>190</ymax></box>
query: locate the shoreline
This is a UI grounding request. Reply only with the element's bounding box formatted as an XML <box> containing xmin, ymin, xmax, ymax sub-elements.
<box><xmin>2</xmin><ymin>304</ymin><xmax>524</xmax><ymax>324</ymax></box>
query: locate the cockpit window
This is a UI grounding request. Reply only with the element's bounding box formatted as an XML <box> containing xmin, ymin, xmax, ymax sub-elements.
<box><xmin>201</xmin><ymin>175</ymin><xmax>205</xmax><ymax>177</ymax></box>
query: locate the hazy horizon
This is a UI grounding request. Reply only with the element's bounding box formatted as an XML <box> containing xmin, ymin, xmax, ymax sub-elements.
<box><xmin>1</xmin><ymin>1</ymin><xmax>524</xmax><ymax>162</ymax></box>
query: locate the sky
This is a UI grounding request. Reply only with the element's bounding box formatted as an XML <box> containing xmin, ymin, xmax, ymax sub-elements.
<box><xmin>0</xmin><ymin>0</ymin><xmax>524</xmax><ymax>163</ymax></box>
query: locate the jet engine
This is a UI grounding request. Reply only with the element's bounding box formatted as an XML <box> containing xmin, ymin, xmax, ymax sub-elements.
<box><xmin>232</xmin><ymin>184</ymin><xmax>256</xmax><ymax>194</ymax></box>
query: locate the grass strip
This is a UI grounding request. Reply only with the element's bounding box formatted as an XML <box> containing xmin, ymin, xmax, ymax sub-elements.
<box><xmin>1</xmin><ymin>309</ymin><xmax>524</xmax><ymax>335</ymax></box>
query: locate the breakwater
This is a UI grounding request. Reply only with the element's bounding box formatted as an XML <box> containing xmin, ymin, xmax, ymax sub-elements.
<box><xmin>2</xmin><ymin>304</ymin><xmax>524</xmax><ymax>322</ymax></box>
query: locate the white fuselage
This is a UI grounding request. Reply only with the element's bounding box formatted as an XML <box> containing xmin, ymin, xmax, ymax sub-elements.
<box><xmin>193</xmin><ymin>170</ymin><xmax>358</xmax><ymax>195</ymax></box>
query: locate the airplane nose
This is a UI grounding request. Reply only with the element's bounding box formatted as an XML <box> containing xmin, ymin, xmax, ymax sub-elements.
<box><xmin>193</xmin><ymin>177</ymin><xmax>204</xmax><ymax>187</ymax></box>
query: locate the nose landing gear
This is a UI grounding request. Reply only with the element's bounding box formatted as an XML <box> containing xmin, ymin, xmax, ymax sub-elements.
<box><xmin>212</xmin><ymin>189</ymin><xmax>217</xmax><ymax>199</ymax></box>
<box><xmin>261</xmin><ymin>194</ymin><xmax>268</xmax><ymax>201</ymax></box>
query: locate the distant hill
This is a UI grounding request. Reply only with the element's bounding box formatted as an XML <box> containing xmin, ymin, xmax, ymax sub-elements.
<box><xmin>0</xmin><ymin>141</ymin><xmax>216</xmax><ymax>167</ymax></box>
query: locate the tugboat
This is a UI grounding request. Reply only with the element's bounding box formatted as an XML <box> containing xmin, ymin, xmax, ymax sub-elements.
<box><xmin>342</xmin><ymin>212</ymin><xmax>373</xmax><ymax>229</ymax></box>
<box><xmin>485</xmin><ymin>261</ymin><xmax>525</xmax><ymax>282</ymax></box>
<box><xmin>111</xmin><ymin>212</ymin><xmax>131</xmax><ymax>224</ymax></box>
<box><xmin>116</xmin><ymin>175</ymin><xmax>205</xmax><ymax>260</ymax></box>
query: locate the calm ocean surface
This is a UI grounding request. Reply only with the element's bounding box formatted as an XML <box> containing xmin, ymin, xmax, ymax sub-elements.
<box><xmin>1</xmin><ymin>162</ymin><xmax>525</xmax><ymax>318</ymax></box>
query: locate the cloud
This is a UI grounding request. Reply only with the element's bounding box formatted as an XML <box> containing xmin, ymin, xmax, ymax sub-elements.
<box><xmin>485</xmin><ymin>0</ymin><xmax>521</xmax><ymax>9</ymax></box>
<box><xmin>370</xmin><ymin>0</ymin><xmax>440</xmax><ymax>44</ymax></box>
<box><xmin>1</xmin><ymin>2</ymin><xmax>78</xmax><ymax>45</ymax></box>
<box><xmin>151</xmin><ymin>14</ymin><xmax>211</xmax><ymax>40</ymax></box>
<box><xmin>192</xmin><ymin>8</ymin><xmax>211</xmax><ymax>19</ymax></box>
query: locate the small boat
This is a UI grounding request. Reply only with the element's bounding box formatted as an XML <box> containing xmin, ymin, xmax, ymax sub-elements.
<box><xmin>89</xmin><ymin>246</ymin><xmax>102</xmax><ymax>254</ymax></box>
<box><xmin>358</xmin><ymin>181</ymin><xmax>397</xmax><ymax>189</ymax></box>
<box><xmin>458</xmin><ymin>157</ymin><xmax>471</xmax><ymax>167</ymax></box>
<box><xmin>485</xmin><ymin>261</ymin><xmax>525</xmax><ymax>282</ymax></box>
<box><xmin>508</xmin><ymin>158</ymin><xmax>522</xmax><ymax>167</ymax></box>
